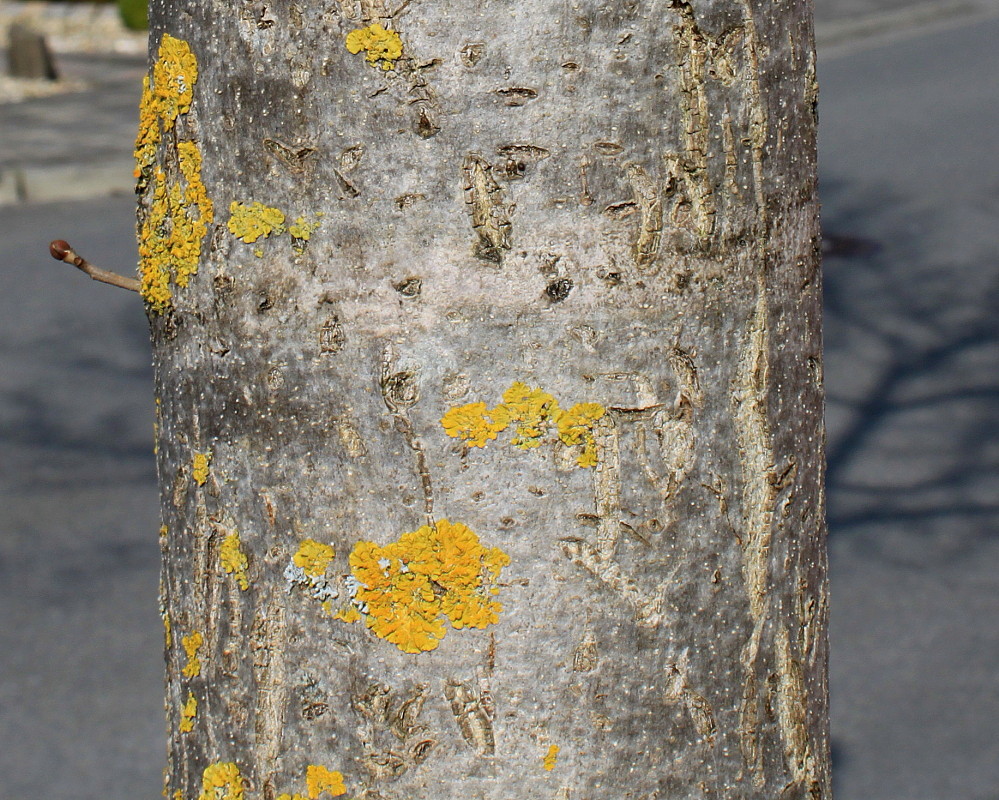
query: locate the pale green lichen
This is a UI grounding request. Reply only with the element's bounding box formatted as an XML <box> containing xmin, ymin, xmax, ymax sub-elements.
<box><xmin>441</xmin><ymin>381</ymin><xmax>606</xmax><ymax>467</ymax></box>
<box><xmin>285</xmin><ymin>540</ymin><xmax>339</xmax><ymax>618</ymax></box>
<box><xmin>345</xmin><ymin>24</ymin><xmax>403</xmax><ymax>70</ymax></box>
<box><xmin>339</xmin><ymin>519</ymin><xmax>509</xmax><ymax>654</ymax></box>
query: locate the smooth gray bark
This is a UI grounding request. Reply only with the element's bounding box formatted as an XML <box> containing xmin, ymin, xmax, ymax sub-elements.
<box><xmin>144</xmin><ymin>0</ymin><xmax>828</xmax><ymax>798</ymax></box>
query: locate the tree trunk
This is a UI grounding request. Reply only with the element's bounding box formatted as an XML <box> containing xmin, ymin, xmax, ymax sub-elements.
<box><xmin>141</xmin><ymin>0</ymin><xmax>827</xmax><ymax>798</ymax></box>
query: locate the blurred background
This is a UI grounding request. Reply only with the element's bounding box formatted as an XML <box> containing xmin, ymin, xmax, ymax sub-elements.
<box><xmin>1</xmin><ymin>1</ymin><xmax>997</xmax><ymax>797</ymax></box>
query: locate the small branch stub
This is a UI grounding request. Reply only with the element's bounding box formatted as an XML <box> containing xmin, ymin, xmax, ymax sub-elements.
<box><xmin>49</xmin><ymin>240</ymin><xmax>140</xmax><ymax>293</ymax></box>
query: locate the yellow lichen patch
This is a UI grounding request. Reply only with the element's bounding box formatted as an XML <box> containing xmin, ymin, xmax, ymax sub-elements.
<box><xmin>288</xmin><ymin>214</ymin><xmax>323</xmax><ymax>253</ymax></box>
<box><xmin>220</xmin><ymin>531</ymin><xmax>249</xmax><ymax>590</ymax></box>
<box><xmin>501</xmin><ymin>382</ymin><xmax>560</xmax><ymax>449</ymax></box>
<box><xmin>227</xmin><ymin>201</ymin><xmax>286</xmax><ymax>244</ymax></box>
<box><xmin>543</xmin><ymin>744</ymin><xmax>560</xmax><ymax>771</ymax></box>
<box><xmin>306</xmin><ymin>765</ymin><xmax>347</xmax><ymax>798</ymax></box>
<box><xmin>345</xmin><ymin>24</ymin><xmax>403</xmax><ymax>70</ymax></box>
<box><xmin>192</xmin><ymin>451</ymin><xmax>211</xmax><ymax>485</ymax></box>
<box><xmin>276</xmin><ymin>795</ymin><xmax>306</xmax><ymax>800</ymax></box>
<box><xmin>556</xmin><ymin>402</ymin><xmax>606</xmax><ymax>468</ymax></box>
<box><xmin>198</xmin><ymin>762</ymin><xmax>244</xmax><ymax>800</ymax></box>
<box><xmin>342</xmin><ymin>519</ymin><xmax>510</xmax><ymax>653</ymax></box>
<box><xmin>441</xmin><ymin>382</ymin><xmax>606</xmax><ymax>467</ymax></box>
<box><xmin>138</xmin><ymin>149</ymin><xmax>213</xmax><ymax>312</ymax></box>
<box><xmin>179</xmin><ymin>692</ymin><xmax>197</xmax><ymax>733</ymax></box>
<box><xmin>173</xmin><ymin>141</ymin><xmax>214</xmax><ymax>290</ymax></box>
<box><xmin>440</xmin><ymin>401</ymin><xmax>509</xmax><ymax>448</ymax></box>
<box><xmin>135</xmin><ymin>74</ymin><xmax>159</xmax><ymax>178</ymax></box>
<box><xmin>134</xmin><ymin>34</ymin><xmax>197</xmax><ymax>177</ymax></box>
<box><xmin>134</xmin><ymin>35</ymin><xmax>212</xmax><ymax>314</ymax></box>
<box><xmin>159</xmin><ymin>524</ymin><xmax>168</xmax><ymax>539</ymax></box>
<box><xmin>294</xmin><ymin>539</ymin><xmax>336</xmax><ymax>577</ymax></box>
<box><xmin>333</xmin><ymin>605</ymin><xmax>361</xmax><ymax>623</ymax></box>
<box><xmin>173</xmin><ymin>791</ymin><xmax>183</xmax><ymax>800</ymax></box>
<box><xmin>181</xmin><ymin>631</ymin><xmax>203</xmax><ymax>678</ymax></box>
<box><xmin>163</xmin><ymin>611</ymin><xmax>172</xmax><ymax>648</ymax></box>
<box><xmin>152</xmin><ymin>34</ymin><xmax>198</xmax><ymax>125</ymax></box>
<box><xmin>136</xmin><ymin>170</ymin><xmax>173</xmax><ymax>309</ymax></box>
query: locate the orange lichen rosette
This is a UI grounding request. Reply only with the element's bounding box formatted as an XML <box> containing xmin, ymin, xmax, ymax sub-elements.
<box><xmin>440</xmin><ymin>401</ymin><xmax>509</xmax><ymax>448</ymax></box>
<box><xmin>342</xmin><ymin>519</ymin><xmax>510</xmax><ymax>653</ymax></box>
<box><xmin>306</xmin><ymin>765</ymin><xmax>346</xmax><ymax>798</ymax></box>
<box><xmin>198</xmin><ymin>762</ymin><xmax>243</xmax><ymax>800</ymax></box>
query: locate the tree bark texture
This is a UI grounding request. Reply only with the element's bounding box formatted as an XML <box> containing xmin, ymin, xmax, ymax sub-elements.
<box><xmin>142</xmin><ymin>0</ymin><xmax>827</xmax><ymax>798</ymax></box>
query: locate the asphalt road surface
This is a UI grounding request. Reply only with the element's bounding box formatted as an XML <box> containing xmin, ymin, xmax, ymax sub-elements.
<box><xmin>819</xmin><ymin>15</ymin><xmax>999</xmax><ymax>800</ymax></box>
<box><xmin>1</xmin><ymin>16</ymin><xmax>997</xmax><ymax>800</ymax></box>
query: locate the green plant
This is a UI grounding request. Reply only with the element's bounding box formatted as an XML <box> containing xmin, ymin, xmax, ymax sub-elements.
<box><xmin>117</xmin><ymin>0</ymin><xmax>147</xmax><ymax>30</ymax></box>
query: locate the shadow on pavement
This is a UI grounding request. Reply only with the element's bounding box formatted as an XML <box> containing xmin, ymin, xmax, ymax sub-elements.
<box><xmin>818</xmin><ymin>20</ymin><xmax>999</xmax><ymax>793</ymax></box>
<box><xmin>822</xmin><ymin>178</ymin><xmax>999</xmax><ymax>556</ymax></box>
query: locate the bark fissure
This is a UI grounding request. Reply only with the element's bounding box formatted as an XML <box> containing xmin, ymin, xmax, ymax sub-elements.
<box><xmin>380</xmin><ymin>344</ymin><xmax>435</xmax><ymax>523</ymax></box>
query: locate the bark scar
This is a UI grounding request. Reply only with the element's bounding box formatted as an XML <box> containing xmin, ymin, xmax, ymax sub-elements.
<box><xmin>444</xmin><ymin>677</ymin><xmax>495</xmax><ymax>756</ymax></box>
<box><xmin>380</xmin><ymin>343</ymin><xmax>434</xmax><ymax>522</ymax></box>
<box><xmin>354</xmin><ymin>681</ymin><xmax>437</xmax><ymax>781</ymax></box>
<box><xmin>250</xmin><ymin>601</ymin><xmax>288</xmax><ymax>791</ymax></box>
<box><xmin>626</xmin><ymin>164</ymin><xmax>663</xmax><ymax>270</ymax></box>
<box><xmin>463</xmin><ymin>154</ymin><xmax>512</xmax><ymax>263</ymax></box>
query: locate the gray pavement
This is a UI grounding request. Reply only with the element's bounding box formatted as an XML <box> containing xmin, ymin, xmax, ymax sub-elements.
<box><xmin>815</xmin><ymin>0</ymin><xmax>998</xmax><ymax>27</ymax></box>
<box><xmin>0</xmin><ymin>50</ymin><xmax>145</xmax><ymax>204</ymax></box>
<box><xmin>820</xmin><ymin>16</ymin><xmax>999</xmax><ymax>799</ymax></box>
<box><xmin>0</xmin><ymin>196</ymin><xmax>162</xmax><ymax>799</ymax></box>
<box><xmin>816</xmin><ymin>0</ymin><xmax>999</xmax><ymax>50</ymax></box>
<box><xmin>1</xmin><ymin>9</ymin><xmax>998</xmax><ymax>800</ymax></box>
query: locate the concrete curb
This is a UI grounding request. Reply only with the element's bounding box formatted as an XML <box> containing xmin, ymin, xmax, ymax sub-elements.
<box><xmin>0</xmin><ymin>159</ymin><xmax>135</xmax><ymax>206</ymax></box>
